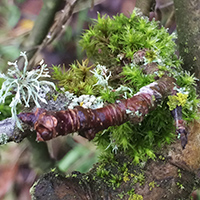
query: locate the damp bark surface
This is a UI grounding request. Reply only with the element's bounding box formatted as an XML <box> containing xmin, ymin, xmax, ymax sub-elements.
<box><xmin>174</xmin><ymin>0</ymin><xmax>200</xmax><ymax>91</ymax></box>
<box><xmin>32</xmin><ymin>137</ymin><xmax>200</xmax><ymax>200</ymax></box>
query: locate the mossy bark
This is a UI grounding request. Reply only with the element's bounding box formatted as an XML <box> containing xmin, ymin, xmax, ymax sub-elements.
<box><xmin>31</xmin><ymin>118</ymin><xmax>200</xmax><ymax>200</ymax></box>
<box><xmin>31</xmin><ymin>134</ymin><xmax>200</xmax><ymax>200</ymax></box>
<box><xmin>174</xmin><ymin>0</ymin><xmax>200</xmax><ymax>89</ymax></box>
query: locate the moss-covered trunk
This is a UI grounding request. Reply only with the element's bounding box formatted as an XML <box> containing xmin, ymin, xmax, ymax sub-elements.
<box><xmin>174</xmin><ymin>0</ymin><xmax>200</xmax><ymax>86</ymax></box>
<box><xmin>32</xmin><ymin>129</ymin><xmax>200</xmax><ymax>200</ymax></box>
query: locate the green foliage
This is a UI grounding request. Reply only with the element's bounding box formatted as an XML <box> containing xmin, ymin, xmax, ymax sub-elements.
<box><xmin>80</xmin><ymin>9</ymin><xmax>179</xmax><ymax>69</ymax></box>
<box><xmin>175</xmin><ymin>71</ymin><xmax>199</xmax><ymax>122</ymax></box>
<box><xmin>122</xmin><ymin>64</ymin><xmax>155</xmax><ymax>93</ymax></box>
<box><xmin>128</xmin><ymin>193</ymin><xmax>143</xmax><ymax>200</ymax></box>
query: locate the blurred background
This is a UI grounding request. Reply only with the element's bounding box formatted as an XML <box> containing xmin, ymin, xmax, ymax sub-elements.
<box><xmin>0</xmin><ymin>0</ymin><xmax>176</xmax><ymax>199</ymax></box>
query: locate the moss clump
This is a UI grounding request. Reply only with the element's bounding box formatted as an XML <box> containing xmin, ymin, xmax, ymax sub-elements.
<box><xmin>167</xmin><ymin>93</ymin><xmax>188</xmax><ymax>110</ymax></box>
<box><xmin>53</xmin><ymin>9</ymin><xmax>199</xmax><ymax>164</ymax></box>
<box><xmin>128</xmin><ymin>189</ymin><xmax>143</xmax><ymax>200</ymax></box>
<box><xmin>128</xmin><ymin>194</ymin><xmax>143</xmax><ymax>200</ymax></box>
<box><xmin>80</xmin><ymin>9</ymin><xmax>179</xmax><ymax>69</ymax></box>
<box><xmin>95</xmin><ymin>160</ymin><xmax>145</xmax><ymax>191</ymax></box>
<box><xmin>52</xmin><ymin>59</ymin><xmax>98</xmax><ymax>96</ymax></box>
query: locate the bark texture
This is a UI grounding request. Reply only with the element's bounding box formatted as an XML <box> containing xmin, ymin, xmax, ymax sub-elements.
<box><xmin>174</xmin><ymin>0</ymin><xmax>200</xmax><ymax>90</ymax></box>
<box><xmin>18</xmin><ymin>76</ymin><xmax>176</xmax><ymax>142</ymax></box>
<box><xmin>135</xmin><ymin>0</ymin><xmax>155</xmax><ymax>16</ymax></box>
<box><xmin>31</xmin><ymin>126</ymin><xmax>200</xmax><ymax>200</ymax></box>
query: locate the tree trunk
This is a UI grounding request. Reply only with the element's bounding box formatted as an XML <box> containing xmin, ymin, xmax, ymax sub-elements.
<box><xmin>174</xmin><ymin>0</ymin><xmax>200</xmax><ymax>92</ymax></box>
<box><xmin>31</xmin><ymin>126</ymin><xmax>200</xmax><ymax>199</ymax></box>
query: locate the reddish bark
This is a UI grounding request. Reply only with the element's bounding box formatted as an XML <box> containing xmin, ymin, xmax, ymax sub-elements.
<box><xmin>18</xmin><ymin>76</ymin><xmax>176</xmax><ymax>142</ymax></box>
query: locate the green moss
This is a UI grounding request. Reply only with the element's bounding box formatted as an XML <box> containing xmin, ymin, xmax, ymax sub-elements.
<box><xmin>158</xmin><ymin>155</ymin><xmax>165</xmax><ymax>161</ymax></box>
<box><xmin>52</xmin><ymin>59</ymin><xmax>98</xmax><ymax>96</ymax></box>
<box><xmin>128</xmin><ymin>194</ymin><xmax>143</xmax><ymax>200</ymax></box>
<box><xmin>53</xmin><ymin>9</ymin><xmax>199</xmax><ymax>165</ymax></box>
<box><xmin>96</xmin><ymin>165</ymin><xmax>110</xmax><ymax>178</ymax></box>
<box><xmin>193</xmin><ymin>56</ymin><xmax>197</xmax><ymax>61</ymax></box>
<box><xmin>79</xmin><ymin>9</ymin><xmax>189</xmax><ymax>163</ymax></box>
<box><xmin>148</xmin><ymin>181</ymin><xmax>159</xmax><ymax>191</ymax></box>
<box><xmin>167</xmin><ymin>93</ymin><xmax>188</xmax><ymax>111</ymax></box>
<box><xmin>132</xmin><ymin>171</ymin><xmax>145</xmax><ymax>186</ymax></box>
<box><xmin>128</xmin><ymin>189</ymin><xmax>143</xmax><ymax>200</ymax></box>
<box><xmin>80</xmin><ymin>10</ymin><xmax>179</xmax><ymax>69</ymax></box>
<box><xmin>118</xmin><ymin>192</ymin><xmax>125</xmax><ymax>199</ymax></box>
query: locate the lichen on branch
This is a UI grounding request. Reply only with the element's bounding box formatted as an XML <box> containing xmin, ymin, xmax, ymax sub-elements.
<box><xmin>0</xmin><ymin>52</ymin><xmax>55</xmax><ymax>129</ymax></box>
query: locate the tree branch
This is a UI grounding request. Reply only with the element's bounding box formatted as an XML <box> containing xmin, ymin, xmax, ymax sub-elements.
<box><xmin>21</xmin><ymin>0</ymin><xmax>105</xmax><ymax>70</ymax></box>
<box><xmin>21</xmin><ymin>0</ymin><xmax>64</xmax><ymax>69</ymax></box>
<box><xmin>0</xmin><ymin>90</ymin><xmax>70</xmax><ymax>145</ymax></box>
<box><xmin>18</xmin><ymin>75</ymin><xmax>178</xmax><ymax>141</ymax></box>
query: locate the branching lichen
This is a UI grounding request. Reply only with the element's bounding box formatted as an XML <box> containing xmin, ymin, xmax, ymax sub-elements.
<box><xmin>0</xmin><ymin>52</ymin><xmax>55</xmax><ymax>129</ymax></box>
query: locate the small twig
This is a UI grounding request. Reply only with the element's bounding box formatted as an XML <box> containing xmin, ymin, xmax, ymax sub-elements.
<box><xmin>171</xmin><ymin>106</ymin><xmax>189</xmax><ymax>149</ymax></box>
<box><xmin>22</xmin><ymin>0</ymin><xmax>106</xmax><ymax>70</ymax></box>
<box><xmin>21</xmin><ymin>0</ymin><xmax>64</xmax><ymax>70</ymax></box>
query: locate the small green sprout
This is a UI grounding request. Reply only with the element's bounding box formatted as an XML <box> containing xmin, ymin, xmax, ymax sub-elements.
<box><xmin>149</xmin><ymin>181</ymin><xmax>156</xmax><ymax>191</ymax></box>
<box><xmin>96</xmin><ymin>167</ymin><xmax>110</xmax><ymax>178</ymax></box>
<box><xmin>109</xmin><ymin>174</ymin><xmax>122</xmax><ymax>188</ymax></box>
<box><xmin>177</xmin><ymin>169</ymin><xmax>182</xmax><ymax>178</ymax></box>
<box><xmin>0</xmin><ymin>52</ymin><xmax>55</xmax><ymax>129</ymax></box>
<box><xmin>176</xmin><ymin>182</ymin><xmax>185</xmax><ymax>190</ymax></box>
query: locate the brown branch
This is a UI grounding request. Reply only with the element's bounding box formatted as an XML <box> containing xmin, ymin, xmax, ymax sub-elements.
<box><xmin>18</xmin><ymin>76</ymin><xmax>176</xmax><ymax>141</ymax></box>
<box><xmin>0</xmin><ymin>89</ymin><xmax>70</xmax><ymax>145</ymax></box>
<box><xmin>171</xmin><ymin>106</ymin><xmax>189</xmax><ymax>149</ymax></box>
<box><xmin>27</xmin><ymin>0</ymin><xmax>80</xmax><ymax>69</ymax></box>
